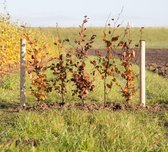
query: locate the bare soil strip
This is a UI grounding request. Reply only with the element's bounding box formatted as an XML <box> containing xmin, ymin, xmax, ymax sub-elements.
<box><xmin>3</xmin><ymin>102</ymin><xmax>168</xmax><ymax>113</ymax></box>
<box><xmin>88</xmin><ymin>49</ymin><xmax>168</xmax><ymax>78</ymax></box>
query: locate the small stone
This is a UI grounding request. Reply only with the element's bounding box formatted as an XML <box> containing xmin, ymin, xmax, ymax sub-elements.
<box><xmin>164</xmin><ymin>122</ymin><xmax>168</xmax><ymax>128</ymax></box>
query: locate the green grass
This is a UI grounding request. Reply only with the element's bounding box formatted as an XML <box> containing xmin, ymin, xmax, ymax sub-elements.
<box><xmin>0</xmin><ymin>109</ymin><xmax>168</xmax><ymax>151</ymax></box>
<box><xmin>32</xmin><ymin>27</ymin><xmax>168</xmax><ymax>49</ymax></box>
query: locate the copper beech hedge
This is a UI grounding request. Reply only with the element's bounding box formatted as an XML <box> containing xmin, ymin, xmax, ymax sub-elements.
<box><xmin>27</xmin><ymin>16</ymin><xmax>140</xmax><ymax>105</ymax></box>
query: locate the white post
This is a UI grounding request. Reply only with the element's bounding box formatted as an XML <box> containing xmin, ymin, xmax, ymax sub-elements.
<box><xmin>20</xmin><ymin>38</ymin><xmax>26</xmax><ymax>107</ymax></box>
<box><xmin>140</xmin><ymin>40</ymin><xmax>146</xmax><ymax>107</ymax></box>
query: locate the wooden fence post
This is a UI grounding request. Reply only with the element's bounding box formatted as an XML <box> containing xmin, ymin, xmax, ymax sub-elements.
<box><xmin>140</xmin><ymin>40</ymin><xmax>146</xmax><ymax>107</ymax></box>
<box><xmin>20</xmin><ymin>38</ymin><xmax>26</xmax><ymax>107</ymax></box>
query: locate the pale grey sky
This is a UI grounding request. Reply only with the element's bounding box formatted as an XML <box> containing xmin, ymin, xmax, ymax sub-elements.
<box><xmin>1</xmin><ymin>0</ymin><xmax>168</xmax><ymax>27</ymax></box>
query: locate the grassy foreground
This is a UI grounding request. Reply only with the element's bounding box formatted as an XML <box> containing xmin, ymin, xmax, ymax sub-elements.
<box><xmin>0</xmin><ymin>109</ymin><xmax>168</xmax><ymax>152</ymax></box>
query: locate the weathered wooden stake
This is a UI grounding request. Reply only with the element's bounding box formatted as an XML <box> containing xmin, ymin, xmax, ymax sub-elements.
<box><xmin>20</xmin><ymin>38</ymin><xmax>26</xmax><ymax>107</ymax></box>
<box><xmin>140</xmin><ymin>40</ymin><xmax>146</xmax><ymax>107</ymax></box>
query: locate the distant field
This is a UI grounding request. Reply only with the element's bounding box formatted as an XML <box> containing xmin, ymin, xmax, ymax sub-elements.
<box><xmin>32</xmin><ymin>27</ymin><xmax>168</xmax><ymax>49</ymax></box>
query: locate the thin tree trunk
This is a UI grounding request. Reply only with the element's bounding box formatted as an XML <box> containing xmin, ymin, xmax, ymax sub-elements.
<box><xmin>104</xmin><ymin>75</ymin><xmax>107</xmax><ymax>106</ymax></box>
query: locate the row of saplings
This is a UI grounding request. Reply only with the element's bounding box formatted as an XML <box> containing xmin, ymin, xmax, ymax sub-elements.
<box><xmin>26</xmin><ymin>16</ymin><xmax>139</xmax><ymax>106</ymax></box>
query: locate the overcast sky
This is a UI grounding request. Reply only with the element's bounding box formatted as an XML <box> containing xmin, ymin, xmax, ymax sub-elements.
<box><xmin>1</xmin><ymin>0</ymin><xmax>168</xmax><ymax>27</ymax></box>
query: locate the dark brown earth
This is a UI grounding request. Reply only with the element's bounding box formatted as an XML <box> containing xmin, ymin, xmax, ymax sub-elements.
<box><xmin>88</xmin><ymin>49</ymin><xmax>168</xmax><ymax>78</ymax></box>
<box><xmin>5</xmin><ymin>102</ymin><xmax>168</xmax><ymax>113</ymax></box>
<box><xmin>144</xmin><ymin>49</ymin><xmax>168</xmax><ymax>78</ymax></box>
